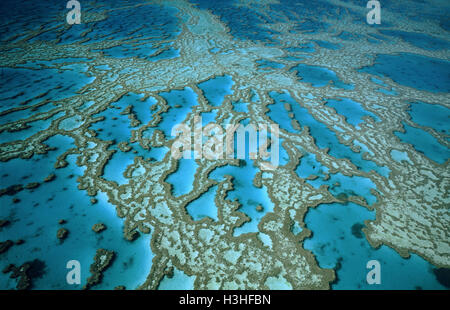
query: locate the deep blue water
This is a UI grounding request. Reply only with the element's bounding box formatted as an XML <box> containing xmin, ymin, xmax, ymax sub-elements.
<box><xmin>359</xmin><ymin>53</ymin><xmax>450</xmax><ymax>93</ymax></box>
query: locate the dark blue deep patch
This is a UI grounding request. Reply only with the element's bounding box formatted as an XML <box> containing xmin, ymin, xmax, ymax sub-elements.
<box><xmin>360</xmin><ymin>53</ymin><xmax>450</xmax><ymax>93</ymax></box>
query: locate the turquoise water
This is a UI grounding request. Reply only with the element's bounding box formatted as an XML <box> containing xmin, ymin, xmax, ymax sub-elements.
<box><xmin>103</xmin><ymin>144</ymin><xmax>169</xmax><ymax>184</ymax></box>
<box><xmin>0</xmin><ymin>136</ymin><xmax>153</xmax><ymax>289</ymax></box>
<box><xmin>376</xmin><ymin>87</ymin><xmax>398</xmax><ymax>96</ymax></box>
<box><xmin>407</xmin><ymin>101</ymin><xmax>450</xmax><ymax>136</ymax></box>
<box><xmin>82</xmin><ymin>3</ymin><xmax>180</xmax><ymax>44</ymax></box>
<box><xmin>198</xmin><ymin>75</ymin><xmax>234</xmax><ymax>107</ymax></box>
<box><xmin>210</xmin><ymin>159</ymin><xmax>274</xmax><ymax>236</ymax></box>
<box><xmin>158</xmin><ymin>267</ymin><xmax>196</xmax><ymax>290</ymax></box>
<box><xmin>0</xmin><ymin>101</ymin><xmax>57</xmax><ymax>126</ymax></box>
<box><xmin>292</xmin><ymin>64</ymin><xmax>354</xmax><ymax>90</ymax></box>
<box><xmin>379</xmin><ymin>30</ymin><xmax>450</xmax><ymax>51</ymax></box>
<box><xmin>232</xmin><ymin>100</ymin><xmax>249</xmax><ymax>113</ymax></box>
<box><xmin>190</xmin><ymin>0</ymin><xmax>280</xmax><ymax>43</ymax></box>
<box><xmin>100</xmin><ymin>44</ymin><xmax>180</xmax><ymax>62</ymax></box>
<box><xmin>296</xmin><ymin>153</ymin><xmax>378</xmax><ymax>205</ymax></box>
<box><xmin>201</xmin><ymin>110</ymin><xmax>218</xmax><ymax>125</ymax></box>
<box><xmin>186</xmin><ymin>185</ymin><xmax>219</xmax><ymax>221</ymax></box>
<box><xmin>395</xmin><ymin>122</ymin><xmax>449</xmax><ymax>164</ymax></box>
<box><xmin>304</xmin><ymin>202</ymin><xmax>446</xmax><ymax>290</ymax></box>
<box><xmin>158</xmin><ymin>87</ymin><xmax>199</xmax><ymax>137</ymax></box>
<box><xmin>313</xmin><ymin>40</ymin><xmax>341</xmax><ymax>50</ymax></box>
<box><xmin>256</xmin><ymin>59</ymin><xmax>285</xmax><ymax>71</ymax></box>
<box><xmin>278</xmin><ymin>138</ymin><xmax>290</xmax><ymax>167</ymax></box>
<box><xmin>286</xmin><ymin>43</ymin><xmax>316</xmax><ymax>54</ymax></box>
<box><xmin>325</xmin><ymin>97</ymin><xmax>379</xmax><ymax>129</ymax></box>
<box><xmin>103</xmin><ymin>151</ymin><xmax>135</xmax><ymax>185</ymax></box>
<box><xmin>89</xmin><ymin>95</ymin><xmax>136</xmax><ymax>143</ymax></box>
<box><xmin>0</xmin><ymin>66</ymin><xmax>94</xmax><ymax>113</ymax></box>
<box><xmin>0</xmin><ymin>111</ymin><xmax>65</xmax><ymax>144</ymax></box>
<box><xmin>268</xmin><ymin>91</ymin><xmax>390</xmax><ymax>177</ymax></box>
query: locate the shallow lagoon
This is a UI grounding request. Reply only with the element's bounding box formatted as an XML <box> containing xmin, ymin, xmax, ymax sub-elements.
<box><xmin>268</xmin><ymin>91</ymin><xmax>390</xmax><ymax>177</ymax></box>
<box><xmin>158</xmin><ymin>267</ymin><xmax>196</xmax><ymax>290</ymax></box>
<box><xmin>198</xmin><ymin>75</ymin><xmax>234</xmax><ymax>107</ymax></box>
<box><xmin>296</xmin><ymin>153</ymin><xmax>378</xmax><ymax>205</ymax></box>
<box><xmin>394</xmin><ymin>122</ymin><xmax>449</xmax><ymax>164</ymax></box>
<box><xmin>407</xmin><ymin>101</ymin><xmax>450</xmax><ymax>136</ymax></box>
<box><xmin>304</xmin><ymin>202</ymin><xmax>447</xmax><ymax>290</ymax></box>
<box><xmin>210</xmin><ymin>158</ymin><xmax>274</xmax><ymax>236</ymax></box>
<box><xmin>292</xmin><ymin>64</ymin><xmax>354</xmax><ymax>90</ymax></box>
<box><xmin>325</xmin><ymin>97</ymin><xmax>379</xmax><ymax>129</ymax></box>
<box><xmin>0</xmin><ymin>136</ymin><xmax>153</xmax><ymax>289</ymax></box>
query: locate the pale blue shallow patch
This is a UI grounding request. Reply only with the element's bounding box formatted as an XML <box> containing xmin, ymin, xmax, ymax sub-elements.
<box><xmin>291</xmin><ymin>220</ymin><xmax>303</xmax><ymax>235</ymax></box>
<box><xmin>158</xmin><ymin>267</ymin><xmax>196</xmax><ymax>290</ymax></box>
